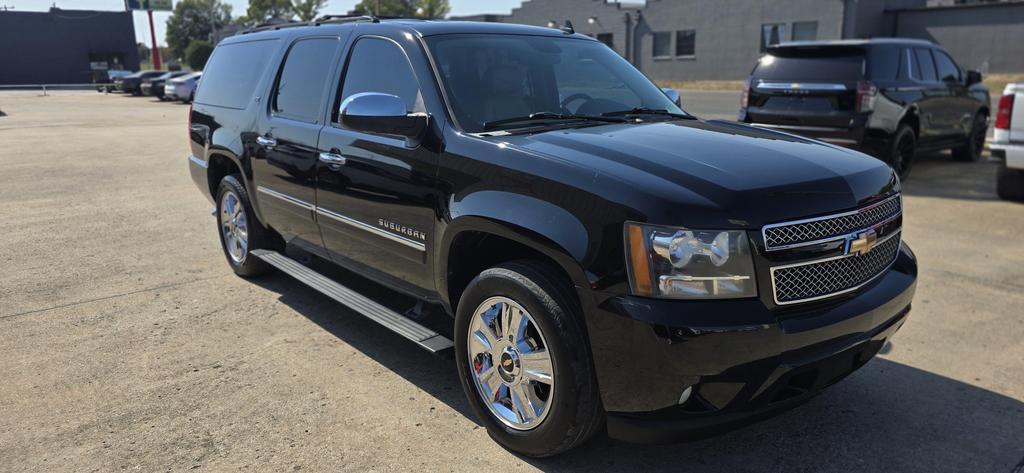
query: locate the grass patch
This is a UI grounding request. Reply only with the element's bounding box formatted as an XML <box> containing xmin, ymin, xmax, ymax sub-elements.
<box><xmin>983</xmin><ymin>74</ymin><xmax>1024</xmax><ymax>95</ymax></box>
<box><xmin>659</xmin><ymin>80</ymin><xmax>745</xmax><ymax>92</ymax></box>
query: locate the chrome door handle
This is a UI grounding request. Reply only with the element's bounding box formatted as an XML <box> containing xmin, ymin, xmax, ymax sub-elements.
<box><xmin>318</xmin><ymin>152</ymin><xmax>347</xmax><ymax>166</ymax></box>
<box><xmin>255</xmin><ymin>136</ymin><xmax>277</xmax><ymax>148</ymax></box>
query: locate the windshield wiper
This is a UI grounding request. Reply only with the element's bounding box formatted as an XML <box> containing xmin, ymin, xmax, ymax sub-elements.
<box><xmin>483</xmin><ymin>112</ymin><xmax>626</xmax><ymax>130</ymax></box>
<box><xmin>601</xmin><ymin>107</ymin><xmax>694</xmax><ymax>119</ymax></box>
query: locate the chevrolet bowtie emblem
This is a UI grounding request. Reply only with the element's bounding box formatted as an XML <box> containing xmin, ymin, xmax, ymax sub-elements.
<box><xmin>502</xmin><ymin>358</ymin><xmax>513</xmax><ymax>369</ymax></box>
<box><xmin>847</xmin><ymin>229</ymin><xmax>878</xmax><ymax>256</ymax></box>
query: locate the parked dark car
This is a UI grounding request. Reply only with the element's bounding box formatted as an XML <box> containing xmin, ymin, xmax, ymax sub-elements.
<box><xmin>97</xmin><ymin>69</ymin><xmax>133</xmax><ymax>92</ymax></box>
<box><xmin>141</xmin><ymin>71</ymin><xmax>190</xmax><ymax>99</ymax></box>
<box><xmin>118</xmin><ymin>70</ymin><xmax>165</xmax><ymax>95</ymax></box>
<box><xmin>188</xmin><ymin>18</ymin><xmax>916</xmax><ymax>457</ymax></box>
<box><xmin>740</xmin><ymin>39</ymin><xmax>990</xmax><ymax>179</ymax></box>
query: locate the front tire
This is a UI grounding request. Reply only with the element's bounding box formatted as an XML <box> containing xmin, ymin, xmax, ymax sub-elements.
<box><xmin>215</xmin><ymin>174</ymin><xmax>273</xmax><ymax>277</ymax></box>
<box><xmin>953</xmin><ymin>113</ymin><xmax>987</xmax><ymax>162</ymax></box>
<box><xmin>454</xmin><ymin>261</ymin><xmax>603</xmax><ymax>457</ymax></box>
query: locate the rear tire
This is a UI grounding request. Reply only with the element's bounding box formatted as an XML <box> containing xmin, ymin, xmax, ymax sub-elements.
<box><xmin>215</xmin><ymin>174</ymin><xmax>274</xmax><ymax>277</ymax></box>
<box><xmin>996</xmin><ymin>164</ymin><xmax>1024</xmax><ymax>201</ymax></box>
<box><xmin>952</xmin><ymin>113</ymin><xmax>987</xmax><ymax>162</ymax></box>
<box><xmin>884</xmin><ymin>124</ymin><xmax>916</xmax><ymax>180</ymax></box>
<box><xmin>454</xmin><ymin>260</ymin><xmax>603</xmax><ymax>457</ymax></box>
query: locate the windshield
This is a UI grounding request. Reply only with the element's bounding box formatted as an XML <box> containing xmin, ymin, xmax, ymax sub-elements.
<box><xmin>426</xmin><ymin>34</ymin><xmax>685</xmax><ymax>133</ymax></box>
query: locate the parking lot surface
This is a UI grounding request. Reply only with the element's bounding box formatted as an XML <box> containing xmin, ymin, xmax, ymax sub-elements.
<box><xmin>1</xmin><ymin>92</ymin><xmax>1022</xmax><ymax>472</ymax></box>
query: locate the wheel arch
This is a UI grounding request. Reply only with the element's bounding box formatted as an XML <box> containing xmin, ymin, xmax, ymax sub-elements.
<box><xmin>898</xmin><ymin>106</ymin><xmax>921</xmax><ymax>137</ymax></box>
<box><xmin>437</xmin><ymin>215</ymin><xmax>595</xmax><ymax>321</ymax></box>
<box><xmin>205</xmin><ymin>149</ymin><xmax>268</xmax><ymax>224</ymax></box>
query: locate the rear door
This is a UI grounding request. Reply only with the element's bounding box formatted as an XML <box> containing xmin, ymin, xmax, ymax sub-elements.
<box><xmin>251</xmin><ymin>35</ymin><xmax>344</xmax><ymax>247</ymax></box>
<box><xmin>908</xmin><ymin>47</ymin><xmax>952</xmax><ymax>140</ymax></box>
<box><xmin>745</xmin><ymin>46</ymin><xmax>864</xmax><ymax>128</ymax></box>
<box><xmin>315</xmin><ymin>33</ymin><xmax>439</xmax><ymax>293</ymax></box>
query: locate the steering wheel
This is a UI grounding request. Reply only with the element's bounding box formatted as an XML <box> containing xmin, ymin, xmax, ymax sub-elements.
<box><xmin>560</xmin><ymin>93</ymin><xmax>593</xmax><ymax>112</ymax></box>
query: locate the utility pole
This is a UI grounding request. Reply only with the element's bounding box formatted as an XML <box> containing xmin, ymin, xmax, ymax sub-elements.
<box><xmin>147</xmin><ymin>7</ymin><xmax>162</xmax><ymax>69</ymax></box>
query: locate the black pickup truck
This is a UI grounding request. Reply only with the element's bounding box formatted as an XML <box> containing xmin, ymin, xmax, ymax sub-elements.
<box><xmin>188</xmin><ymin>17</ymin><xmax>917</xmax><ymax>457</ymax></box>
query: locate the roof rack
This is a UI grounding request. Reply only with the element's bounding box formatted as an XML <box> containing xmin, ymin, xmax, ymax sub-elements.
<box><xmin>238</xmin><ymin>20</ymin><xmax>310</xmax><ymax>35</ymax></box>
<box><xmin>313</xmin><ymin>14</ymin><xmax>380</xmax><ymax>24</ymax></box>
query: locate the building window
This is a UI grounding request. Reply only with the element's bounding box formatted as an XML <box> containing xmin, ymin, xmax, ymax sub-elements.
<box><xmin>596</xmin><ymin>33</ymin><xmax>614</xmax><ymax>49</ymax></box>
<box><xmin>761</xmin><ymin>23</ymin><xmax>786</xmax><ymax>52</ymax></box>
<box><xmin>792</xmin><ymin>21</ymin><xmax>817</xmax><ymax>41</ymax></box>
<box><xmin>653</xmin><ymin>31</ymin><xmax>671</xmax><ymax>59</ymax></box>
<box><xmin>675</xmin><ymin>30</ymin><xmax>695</xmax><ymax>58</ymax></box>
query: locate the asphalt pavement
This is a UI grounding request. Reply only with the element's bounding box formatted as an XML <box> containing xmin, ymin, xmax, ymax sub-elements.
<box><xmin>0</xmin><ymin>91</ymin><xmax>1022</xmax><ymax>472</ymax></box>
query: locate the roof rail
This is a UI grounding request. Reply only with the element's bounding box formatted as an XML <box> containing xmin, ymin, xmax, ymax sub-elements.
<box><xmin>238</xmin><ymin>20</ymin><xmax>309</xmax><ymax>35</ymax></box>
<box><xmin>313</xmin><ymin>14</ymin><xmax>380</xmax><ymax>24</ymax></box>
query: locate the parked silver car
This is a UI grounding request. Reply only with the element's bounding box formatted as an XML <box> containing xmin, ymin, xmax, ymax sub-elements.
<box><xmin>164</xmin><ymin>72</ymin><xmax>201</xmax><ymax>102</ymax></box>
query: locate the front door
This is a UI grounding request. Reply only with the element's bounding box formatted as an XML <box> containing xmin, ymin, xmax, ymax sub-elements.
<box><xmin>251</xmin><ymin>36</ymin><xmax>343</xmax><ymax>246</ymax></box>
<box><xmin>315</xmin><ymin>34</ymin><xmax>439</xmax><ymax>293</ymax></box>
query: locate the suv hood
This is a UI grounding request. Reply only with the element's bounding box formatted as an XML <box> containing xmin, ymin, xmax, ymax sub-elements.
<box><xmin>497</xmin><ymin>119</ymin><xmax>897</xmax><ymax>228</ymax></box>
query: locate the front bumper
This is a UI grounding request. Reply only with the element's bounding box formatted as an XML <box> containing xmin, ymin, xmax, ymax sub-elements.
<box><xmin>588</xmin><ymin>243</ymin><xmax>917</xmax><ymax>443</ymax></box>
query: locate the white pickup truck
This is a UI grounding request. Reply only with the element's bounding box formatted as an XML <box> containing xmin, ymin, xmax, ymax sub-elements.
<box><xmin>992</xmin><ymin>83</ymin><xmax>1024</xmax><ymax>200</ymax></box>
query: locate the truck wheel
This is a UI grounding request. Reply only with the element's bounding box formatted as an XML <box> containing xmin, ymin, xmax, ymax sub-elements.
<box><xmin>454</xmin><ymin>261</ymin><xmax>603</xmax><ymax>457</ymax></box>
<box><xmin>996</xmin><ymin>164</ymin><xmax>1024</xmax><ymax>201</ymax></box>
<box><xmin>215</xmin><ymin>174</ymin><xmax>273</xmax><ymax>277</ymax></box>
<box><xmin>885</xmin><ymin>124</ymin><xmax>916</xmax><ymax>180</ymax></box>
<box><xmin>953</xmin><ymin>113</ymin><xmax>987</xmax><ymax>162</ymax></box>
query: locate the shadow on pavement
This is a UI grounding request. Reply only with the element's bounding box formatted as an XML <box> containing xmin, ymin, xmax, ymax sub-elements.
<box><xmin>253</xmin><ymin>271</ymin><xmax>1024</xmax><ymax>472</ymax></box>
<box><xmin>901</xmin><ymin>151</ymin><xmax>1000</xmax><ymax>201</ymax></box>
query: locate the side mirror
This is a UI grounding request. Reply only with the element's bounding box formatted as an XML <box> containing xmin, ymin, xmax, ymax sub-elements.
<box><xmin>661</xmin><ymin>87</ymin><xmax>682</xmax><ymax>107</ymax></box>
<box><xmin>339</xmin><ymin>92</ymin><xmax>427</xmax><ymax>140</ymax></box>
<box><xmin>965</xmin><ymin>69</ymin><xmax>982</xmax><ymax>87</ymax></box>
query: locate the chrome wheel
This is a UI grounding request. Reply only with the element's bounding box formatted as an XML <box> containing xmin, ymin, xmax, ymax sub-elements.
<box><xmin>220</xmin><ymin>190</ymin><xmax>248</xmax><ymax>264</ymax></box>
<box><xmin>468</xmin><ymin>296</ymin><xmax>554</xmax><ymax>430</ymax></box>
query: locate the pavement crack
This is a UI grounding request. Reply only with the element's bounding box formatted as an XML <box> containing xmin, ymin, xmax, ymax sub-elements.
<box><xmin>0</xmin><ymin>275</ymin><xmax>228</xmax><ymax>321</ymax></box>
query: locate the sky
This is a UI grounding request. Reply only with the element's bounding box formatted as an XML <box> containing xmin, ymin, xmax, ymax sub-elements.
<box><xmin>11</xmin><ymin>0</ymin><xmax>524</xmax><ymax>46</ymax></box>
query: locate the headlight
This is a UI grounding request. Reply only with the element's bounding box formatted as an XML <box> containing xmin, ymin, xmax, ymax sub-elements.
<box><xmin>624</xmin><ymin>222</ymin><xmax>757</xmax><ymax>299</ymax></box>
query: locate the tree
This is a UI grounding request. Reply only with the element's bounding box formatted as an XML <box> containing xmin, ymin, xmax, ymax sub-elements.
<box><xmin>350</xmin><ymin>0</ymin><xmax>417</xmax><ymax>17</ymax></box>
<box><xmin>185</xmin><ymin>40</ymin><xmax>215</xmax><ymax>70</ymax></box>
<box><xmin>245</xmin><ymin>0</ymin><xmax>294</xmax><ymax>24</ymax></box>
<box><xmin>165</xmin><ymin>0</ymin><xmax>232</xmax><ymax>56</ymax></box>
<box><xmin>293</xmin><ymin>0</ymin><xmax>327</xmax><ymax>21</ymax></box>
<box><xmin>416</xmin><ymin>0</ymin><xmax>448</xmax><ymax>19</ymax></box>
<box><xmin>137</xmin><ymin>42</ymin><xmax>150</xmax><ymax>62</ymax></box>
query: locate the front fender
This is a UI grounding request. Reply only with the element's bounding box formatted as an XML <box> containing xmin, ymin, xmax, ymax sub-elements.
<box><xmin>435</xmin><ymin>192</ymin><xmax>595</xmax><ymax>314</ymax></box>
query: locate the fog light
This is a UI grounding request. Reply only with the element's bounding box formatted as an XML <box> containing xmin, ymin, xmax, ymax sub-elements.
<box><xmin>678</xmin><ymin>386</ymin><xmax>693</xmax><ymax>405</ymax></box>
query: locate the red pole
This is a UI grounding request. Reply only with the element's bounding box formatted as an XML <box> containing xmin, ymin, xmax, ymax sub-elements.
<box><xmin>147</xmin><ymin>9</ymin><xmax>162</xmax><ymax>70</ymax></box>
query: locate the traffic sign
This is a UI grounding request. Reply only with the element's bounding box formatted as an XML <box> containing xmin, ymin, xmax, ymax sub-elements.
<box><xmin>125</xmin><ymin>0</ymin><xmax>172</xmax><ymax>11</ymax></box>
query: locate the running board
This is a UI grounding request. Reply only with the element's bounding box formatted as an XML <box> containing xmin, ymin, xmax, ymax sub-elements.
<box><xmin>252</xmin><ymin>249</ymin><xmax>454</xmax><ymax>353</ymax></box>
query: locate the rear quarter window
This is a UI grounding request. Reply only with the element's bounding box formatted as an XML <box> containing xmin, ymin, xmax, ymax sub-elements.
<box><xmin>753</xmin><ymin>49</ymin><xmax>864</xmax><ymax>82</ymax></box>
<box><xmin>195</xmin><ymin>39</ymin><xmax>280</xmax><ymax>109</ymax></box>
<box><xmin>867</xmin><ymin>45</ymin><xmax>900</xmax><ymax>81</ymax></box>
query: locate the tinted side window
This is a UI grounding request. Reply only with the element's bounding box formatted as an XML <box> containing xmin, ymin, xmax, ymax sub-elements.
<box><xmin>868</xmin><ymin>45</ymin><xmax>899</xmax><ymax>81</ymax></box>
<box><xmin>195</xmin><ymin>39</ymin><xmax>279</xmax><ymax>109</ymax></box>
<box><xmin>273</xmin><ymin>38</ymin><xmax>337</xmax><ymax>123</ymax></box>
<box><xmin>933</xmin><ymin>49</ymin><xmax>960</xmax><ymax>83</ymax></box>
<box><xmin>913</xmin><ymin>48</ymin><xmax>937</xmax><ymax>82</ymax></box>
<box><xmin>338</xmin><ymin>37</ymin><xmax>423</xmax><ymax>117</ymax></box>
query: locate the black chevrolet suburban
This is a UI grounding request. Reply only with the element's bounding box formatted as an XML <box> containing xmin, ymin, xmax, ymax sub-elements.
<box><xmin>740</xmin><ymin>39</ymin><xmax>990</xmax><ymax>179</ymax></box>
<box><xmin>188</xmin><ymin>17</ymin><xmax>917</xmax><ymax>457</ymax></box>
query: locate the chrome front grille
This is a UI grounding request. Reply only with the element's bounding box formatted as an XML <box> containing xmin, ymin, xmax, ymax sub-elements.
<box><xmin>763</xmin><ymin>194</ymin><xmax>902</xmax><ymax>250</ymax></box>
<box><xmin>771</xmin><ymin>231</ymin><xmax>901</xmax><ymax>305</ymax></box>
